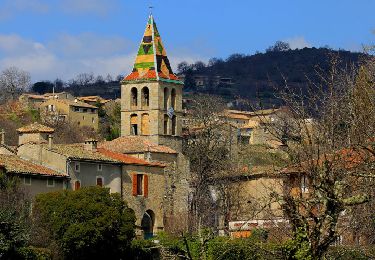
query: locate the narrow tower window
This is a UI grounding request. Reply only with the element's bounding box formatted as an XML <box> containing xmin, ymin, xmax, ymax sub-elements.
<box><xmin>131</xmin><ymin>87</ymin><xmax>138</xmax><ymax>107</ymax></box>
<box><xmin>171</xmin><ymin>88</ymin><xmax>176</xmax><ymax>109</ymax></box>
<box><xmin>164</xmin><ymin>114</ymin><xmax>169</xmax><ymax>135</ymax></box>
<box><xmin>141</xmin><ymin>87</ymin><xmax>150</xmax><ymax>108</ymax></box>
<box><xmin>164</xmin><ymin>87</ymin><xmax>169</xmax><ymax>110</ymax></box>
<box><xmin>130</xmin><ymin>114</ymin><xmax>138</xmax><ymax>135</ymax></box>
<box><xmin>172</xmin><ymin>116</ymin><xmax>177</xmax><ymax>135</ymax></box>
<box><xmin>141</xmin><ymin>113</ymin><xmax>150</xmax><ymax>135</ymax></box>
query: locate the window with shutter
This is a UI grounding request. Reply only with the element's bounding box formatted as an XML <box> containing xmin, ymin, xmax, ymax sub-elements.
<box><xmin>144</xmin><ymin>175</ymin><xmax>149</xmax><ymax>198</ymax></box>
<box><xmin>137</xmin><ymin>175</ymin><xmax>143</xmax><ymax>195</ymax></box>
<box><xmin>74</xmin><ymin>180</ymin><xmax>81</xmax><ymax>190</ymax></box>
<box><xmin>132</xmin><ymin>174</ymin><xmax>138</xmax><ymax>196</ymax></box>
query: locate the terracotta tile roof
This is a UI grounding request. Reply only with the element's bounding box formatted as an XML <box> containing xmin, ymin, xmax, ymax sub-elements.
<box><xmin>17</xmin><ymin>123</ymin><xmax>55</xmax><ymax>134</ymax></box>
<box><xmin>48</xmin><ymin>99</ymin><xmax>98</xmax><ymax>109</ymax></box>
<box><xmin>281</xmin><ymin>147</ymin><xmax>375</xmax><ymax>174</ymax></box>
<box><xmin>22</xmin><ymin>94</ymin><xmax>48</xmax><ymax>100</ymax></box>
<box><xmin>0</xmin><ymin>154</ymin><xmax>67</xmax><ymax>177</ymax></box>
<box><xmin>0</xmin><ymin>144</ymin><xmax>17</xmax><ymax>154</ymax></box>
<box><xmin>77</xmin><ymin>96</ymin><xmax>110</xmax><ymax>104</ymax></box>
<box><xmin>47</xmin><ymin>144</ymin><xmax>122</xmax><ymax>163</ymax></box>
<box><xmin>97</xmin><ymin>148</ymin><xmax>166</xmax><ymax>167</ymax></box>
<box><xmin>99</xmin><ymin>136</ymin><xmax>177</xmax><ymax>154</ymax></box>
<box><xmin>226</xmin><ymin>114</ymin><xmax>250</xmax><ymax>120</ymax></box>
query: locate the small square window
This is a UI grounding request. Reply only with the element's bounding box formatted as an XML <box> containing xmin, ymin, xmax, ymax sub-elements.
<box><xmin>74</xmin><ymin>107</ymin><xmax>80</xmax><ymax>112</ymax></box>
<box><xmin>97</xmin><ymin>164</ymin><xmax>102</xmax><ymax>171</ymax></box>
<box><xmin>96</xmin><ymin>177</ymin><xmax>103</xmax><ymax>187</ymax></box>
<box><xmin>74</xmin><ymin>162</ymin><xmax>80</xmax><ymax>172</ymax></box>
<box><xmin>24</xmin><ymin>176</ymin><xmax>31</xmax><ymax>185</ymax></box>
<box><xmin>47</xmin><ymin>179</ymin><xmax>55</xmax><ymax>187</ymax></box>
<box><xmin>83</xmin><ymin>108</ymin><xmax>88</xmax><ymax>113</ymax></box>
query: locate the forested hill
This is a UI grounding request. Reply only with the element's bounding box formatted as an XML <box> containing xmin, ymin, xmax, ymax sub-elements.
<box><xmin>30</xmin><ymin>46</ymin><xmax>365</xmax><ymax>106</ymax></box>
<box><xmin>180</xmin><ymin>47</ymin><xmax>365</xmax><ymax>106</ymax></box>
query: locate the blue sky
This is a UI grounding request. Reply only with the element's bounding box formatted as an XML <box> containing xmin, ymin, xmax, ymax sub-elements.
<box><xmin>0</xmin><ymin>0</ymin><xmax>374</xmax><ymax>81</ymax></box>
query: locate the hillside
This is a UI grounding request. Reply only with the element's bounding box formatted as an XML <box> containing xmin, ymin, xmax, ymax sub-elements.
<box><xmin>30</xmin><ymin>47</ymin><xmax>365</xmax><ymax>108</ymax></box>
<box><xmin>181</xmin><ymin>47</ymin><xmax>365</xmax><ymax>107</ymax></box>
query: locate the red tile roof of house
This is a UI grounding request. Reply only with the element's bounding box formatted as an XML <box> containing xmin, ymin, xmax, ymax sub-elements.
<box><xmin>99</xmin><ymin>136</ymin><xmax>177</xmax><ymax>154</ymax></box>
<box><xmin>17</xmin><ymin>123</ymin><xmax>55</xmax><ymax>134</ymax></box>
<box><xmin>281</xmin><ymin>147</ymin><xmax>375</xmax><ymax>174</ymax></box>
<box><xmin>97</xmin><ymin>148</ymin><xmax>165</xmax><ymax>168</ymax></box>
<box><xmin>0</xmin><ymin>154</ymin><xmax>67</xmax><ymax>177</ymax></box>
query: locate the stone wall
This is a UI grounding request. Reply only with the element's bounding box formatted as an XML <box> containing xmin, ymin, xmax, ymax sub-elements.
<box><xmin>122</xmin><ymin>165</ymin><xmax>165</xmax><ymax>235</ymax></box>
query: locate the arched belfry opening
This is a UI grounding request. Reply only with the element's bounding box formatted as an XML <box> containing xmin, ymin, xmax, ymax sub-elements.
<box><xmin>172</xmin><ymin>116</ymin><xmax>177</xmax><ymax>135</ymax></box>
<box><xmin>131</xmin><ymin>87</ymin><xmax>138</xmax><ymax>108</ymax></box>
<box><xmin>130</xmin><ymin>114</ymin><xmax>138</xmax><ymax>135</ymax></box>
<box><xmin>141</xmin><ymin>210</ymin><xmax>155</xmax><ymax>239</ymax></box>
<box><xmin>171</xmin><ymin>88</ymin><xmax>176</xmax><ymax>109</ymax></box>
<box><xmin>141</xmin><ymin>87</ymin><xmax>149</xmax><ymax>108</ymax></box>
<box><xmin>141</xmin><ymin>113</ymin><xmax>150</xmax><ymax>135</ymax></box>
<box><xmin>164</xmin><ymin>88</ymin><xmax>169</xmax><ymax>110</ymax></box>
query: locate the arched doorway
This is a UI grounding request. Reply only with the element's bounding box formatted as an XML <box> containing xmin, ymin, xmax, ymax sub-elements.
<box><xmin>141</xmin><ymin>210</ymin><xmax>155</xmax><ymax>239</ymax></box>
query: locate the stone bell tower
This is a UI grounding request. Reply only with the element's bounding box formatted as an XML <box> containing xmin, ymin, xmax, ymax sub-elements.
<box><xmin>120</xmin><ymin>14</ymin><xmax>184</xmax><ymax>152</ymax></box>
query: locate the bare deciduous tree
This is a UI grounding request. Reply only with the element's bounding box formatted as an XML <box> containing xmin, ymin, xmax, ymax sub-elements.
<box><xmin>254</xmin><ymin>55</ymin><xmax>375</xmax><ymax>259</ymax></box>
<box><xmin>0</xmin><ymin>67</ymin><xmax>31</xmax><ymax>103</ymax></box>
<box><xmin>184</xmin><ymin>95</ymin><xmax>237</xmax><ymax>231</ymax></box>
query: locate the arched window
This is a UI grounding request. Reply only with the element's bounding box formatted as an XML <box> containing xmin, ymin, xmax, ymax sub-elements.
<box><xmin>130</xmin><ymin>114</ymin><xmax>138</xmax><ymax>135</ymax></box>
<box><xmin>74</xmin><ymin>180</ymin><xmax>81</xmax><ymax>190</ymax></box>
<box><xmin>141</xmin><ymin>87</ymin><xmax>149</xmax><ymax>108</ymax></box>
<box><xmin>164</xmin><ymin>114</ymin><xmax>169</xmax><ymax>135</ymax></box>
<box><xmin>172</xmin><ymin>116</ymin><xmax>177</xmax><ymax>135</ymax></box>
<box><xmin>141</xmin><ymin>113</ymin><xmax>150</xmax><ymax>135</ymax></box>
<box><xmin>163</xmin><ymin>87</ymin><xmax>169</xmax><ymax>110</ymax></box>
<box><xmin>171</xmin><ymin>88</ymin><xmax>176</xmax><ymax>109</ymax></box>
<box><xmin>131</xmin><ymin>87</ymin><xmax>138</xmax><ymax>107</ymax></box>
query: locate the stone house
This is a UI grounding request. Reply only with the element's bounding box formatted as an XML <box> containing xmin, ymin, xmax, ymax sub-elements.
<box><xmin>39</xmin><ymin>98</ymin><xmax>99</xmax><ymax>130</ymax></box>
<box><xmin>0</xmin><ymin>154</ymin><xmax>68</xmax><ymax>197</ymax></box>
<box><xmin>1</xmin><ymin>122</ymin><xmax>170</xmax><ymax>237</ymax></box>
<box><xmin>19</xmin><ymin>92</ymin><xmax>74</xmax><ymax>108</ymax></box>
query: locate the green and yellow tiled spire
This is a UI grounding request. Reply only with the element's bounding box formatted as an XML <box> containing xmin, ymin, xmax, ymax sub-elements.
<box><xmin>124</xmin><ymin>15</ymin><xmax>182</xmax><ymax>84</ymax></box>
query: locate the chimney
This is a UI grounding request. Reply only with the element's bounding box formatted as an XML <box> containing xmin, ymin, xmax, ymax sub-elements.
<box><xmin>48</xmin><ymin>134</ymin><xmax>53</xmax><ymax>149</ymax></box>
<box><xmin>0</xmin><ymin>130</ymin><xmax>4</xmax><ymax>145</ymax></box>
<box><xmin>84</xmin><ymin>139</ymin><xmax>98</xmax><ymax>152</ymax></box>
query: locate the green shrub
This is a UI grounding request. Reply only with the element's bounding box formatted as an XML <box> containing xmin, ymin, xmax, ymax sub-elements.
<box><xmin>33</xmin><ymin>187</ymin><xmax>136</xmax><ymax>259</ymax></box>
<box><xmin>16</xmin><ymin>246</ymin><xmax>52</xmax><ymax>260</ymax></box>
<box><xmin>324</xmin><ymin>246</ymin><xmax>368</xmax><ymax>260</ymax></box>
<box><xmin>130</xmin><ymin>239</ymin><xmax>160</xmax><ymax>260</ymax></box>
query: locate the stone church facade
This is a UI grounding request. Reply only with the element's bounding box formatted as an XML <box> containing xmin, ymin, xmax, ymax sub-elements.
<box><xmin>104</xmin><ymin>14</ymin><xmax>191</xmax><ymax>235</ymax></box>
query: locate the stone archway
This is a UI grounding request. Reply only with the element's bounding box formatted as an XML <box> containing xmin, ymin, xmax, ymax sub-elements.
<box><xmin>141</xmin><ymin>210</ymin><xmax>155</xmax><ymax>239</ymax></box>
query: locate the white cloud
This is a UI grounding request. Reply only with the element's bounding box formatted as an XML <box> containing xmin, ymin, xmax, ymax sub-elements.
<box><xmin>284</xmin><ymin>36</ymin><xmax>311</xmax><ymax>50</ymax></box>
<box><xmin>0</xmin><ymin>33</ymin><xmax>134</xmax><ymax>81</ymax></box>
<box><xmin>0</xmin><ymin>33</ymin><xmax>205</xmax><ymax>82</ymax></box>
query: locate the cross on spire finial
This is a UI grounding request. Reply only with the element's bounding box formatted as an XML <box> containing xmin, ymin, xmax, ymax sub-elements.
<box><xmin>149</xmin><ymin>5</ymin><xmax>154</xmax><ymax>15</ymax></box>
